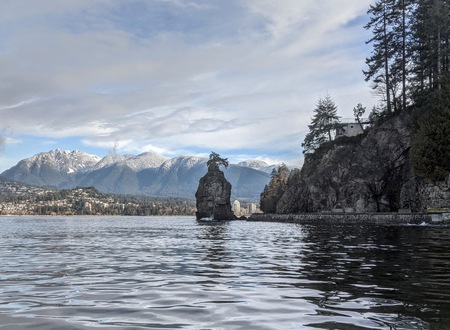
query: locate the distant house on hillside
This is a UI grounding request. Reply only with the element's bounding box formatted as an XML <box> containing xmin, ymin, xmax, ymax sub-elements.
<box><xmin>335</xmin><ymin>118</ymin><xmax>369</xmax><ymax>137</ymax></box>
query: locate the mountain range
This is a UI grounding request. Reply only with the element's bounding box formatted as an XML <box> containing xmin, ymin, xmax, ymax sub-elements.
<box><xmin>1</xmin><ymin>149</ymin><xmax>275</xmax><ymax>200</ymax></box>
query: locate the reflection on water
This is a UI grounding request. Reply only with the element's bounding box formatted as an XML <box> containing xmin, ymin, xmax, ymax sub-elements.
<box><xmin>0</xmin><ymin>216</ymin><xmax>449</xmax><ymax>329</ymax></box>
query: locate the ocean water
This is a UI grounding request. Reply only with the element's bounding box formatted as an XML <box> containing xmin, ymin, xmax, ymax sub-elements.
<box><xmin>0</xmin><ymin>216</ymin><xmax>449</xmax><ymax>329</ymax></box>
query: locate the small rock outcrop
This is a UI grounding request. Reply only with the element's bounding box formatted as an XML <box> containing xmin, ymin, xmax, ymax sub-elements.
<box><xmin>195</xmin><ymin>153</ymin><xmax>235</xmax><ymax>220</ymax></box>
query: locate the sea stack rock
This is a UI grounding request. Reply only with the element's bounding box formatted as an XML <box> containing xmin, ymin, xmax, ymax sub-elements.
<box><xmin>195</xmin><ymin>152</ymin><xmax>235</xmax><ymax>220</ymax></box>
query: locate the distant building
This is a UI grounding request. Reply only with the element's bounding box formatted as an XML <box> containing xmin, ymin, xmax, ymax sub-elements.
<box><xmin>336</xmin><ymin>122</ymin><xmax>365</xmax><ymax>137</ymax></box>
<box><xmin>233</xmin><ymin>200</ymin><xmax>241</xmax><ymax>217</ymax></box>
<box><xmin>248</xmin><ymin>203</ymin><xmax>257</xmax><ymax>214</ymax></box>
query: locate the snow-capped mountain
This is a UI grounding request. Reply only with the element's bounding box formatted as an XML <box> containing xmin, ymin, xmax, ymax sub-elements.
<box><xmin>1</xmin><ymin>149</ymin><xmax>101</xmax><ymax>187</ymax></box>
<box><xmin>93</xmin><ymin>153</ymin><xmax>127</xmax><ymax>170</ymax></box>
<box><xmin>237</xmin><ymin>160</ymin><xmax>279</xmax><ymax>173</ymax></box>
<box><xmin>159</xmin><ymin>156</ymin><xmax>206</xmax><ymax>173</ymax></box>
<box><xmin>94</xmin><ymin>152</ymin><xmax>168</xmax><ymax>171</ymax></box>
<box><xmin>124</xmin><ymin>152</ymin><xmax>169</xmax><ymax>171</ymax></box>
<box><xmin>1</xmin><ymin>149</ymin><xmax>270</xmax><ymax>199</ymax></box>
<box><xmin>29</xmin><ymin>149</ymin><xmax>100</xmax><ymax>173</ymax></box>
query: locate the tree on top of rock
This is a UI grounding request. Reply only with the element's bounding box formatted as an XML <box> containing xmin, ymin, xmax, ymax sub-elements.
<box><xmin>207</xmin><ymin>152</ymin><xmax>229</xmax><ymax>170</ymax></box>
<box><xmin>353</xmin><ymin>103</ymin><xmax>366</xmax><ymax>131</ymax></box>
<box><xmin>301</xmin><ymin>94</ymin><xmax>340</xmax><ymax>154</ymax></box>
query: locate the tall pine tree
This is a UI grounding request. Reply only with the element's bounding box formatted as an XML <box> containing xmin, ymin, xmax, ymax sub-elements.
<box><xmin>364</xmin><ymin>0</ymin><xmax>395</xmax><ymax>113</ymax></box>
<box><xmin>365</xmin><ymin>0</ymin><xmax>413</xmax><ymax>112</ymax></box>
<box><xmin>302</xmin><ymin>95</ymin><xmax>340</xmax><ymax>154</ymax></box>
<box><xmin>392</xmin><ymin>0</ymin><xmax>413</xmax><ymax>111</ymax></box>
<box><xmin>411</xmin><ymin>74</ymin><xmax>450</xmax><ymax>181</ymax></box>
<box><xmin>410</xmin><ymin>0</ymin><xmax>450</xmax><ymax>99</ymax></box>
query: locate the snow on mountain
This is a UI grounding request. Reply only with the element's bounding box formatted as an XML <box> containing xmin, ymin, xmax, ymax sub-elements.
<box><xmin>159</xmin><ymin>156</ymin><xmax>206</xmax><ymax>173</ymax></box>
<box><xmin>237</xmin><ymin>160</ymin><xmax>278</xmax><ymax>173</ymax></box>
<box><xmin>25</xmin><ymin>149</ymin><xmax>101</xmax><ymax>174</ymax></box>
<box><xmin>122</xmin><ymin>152</ymin><xmax>169</xmax><ymax>171</ymax></box>
<box><xmin>0</xmin><ymin>149</ymin><xmax>101</xmax><ymax>187</ymax></box>
<box><xmin>93</xmin><ymin>153</ymin><xmax>127</xmax><ymax>170</ymax></box>
<box><xmin>237</xmin><ymin>160</ymin><xmax>268</xmax><ymax>170</ymax></box>
<box><xmin>1</xmin><ymin>150</ymin><xmax>272</xmax><ymax>199</ymax></box>
<box><xmin>94</xmin><ymin>152</ymin><xmax>168</xmax><ymax>171</ymax></box>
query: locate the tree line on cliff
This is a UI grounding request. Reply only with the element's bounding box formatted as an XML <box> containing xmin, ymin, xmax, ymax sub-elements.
<box><xmin>365</xmin><ymin>0</ymin><xmax>450</xmax><ymax>182</ymax></box>
<box><xmin>303</xmin><ymin>0</ymin><xmax>450</xmax><ymax>181</ymax></box>
<box><xmin>364</xmin><ymin>0</ymin><xmax>450</xmax><ymax>182</ymax></box>
<box><xmin>261</xmin><ymin>0</ymin><xmax>450</xmax><ymax>213</ymax></box>
<box><xmin>365</xmin><ymin>0</ymin><xmax>449</xmax><ymax>113</ymax></box>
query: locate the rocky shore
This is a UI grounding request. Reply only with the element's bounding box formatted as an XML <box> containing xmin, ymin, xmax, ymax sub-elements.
<box><xmin>248</xmin><ymin>212</ymin><xmax>450</xmax><ymax>225</ymax></box>
<box><xmin>260</xmin><ymin>113</ymin><xmax>450</xmax><ymax>214</ymax></box>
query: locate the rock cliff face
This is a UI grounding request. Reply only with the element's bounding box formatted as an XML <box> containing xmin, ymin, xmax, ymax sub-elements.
<box><xmin>195</xmin><ymin>162</ymin><xmax>235</xmax><ymax>220</ymax></box>
<box><xmin>273</xmin><ymin>114</ymin><xmax>430</xmax><ymax>213</ymax></box>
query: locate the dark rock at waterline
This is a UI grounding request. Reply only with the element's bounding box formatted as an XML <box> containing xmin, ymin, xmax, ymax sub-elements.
<box><xmin>195</xmin><ymin>162</ymin><xmax>235</xmax><ymax>220</ymax></box>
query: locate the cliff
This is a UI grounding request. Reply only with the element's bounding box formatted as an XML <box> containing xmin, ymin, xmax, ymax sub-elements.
<box><xmin>269</xmin><ymin>114</ymin><xmax>431</xmax><ymax>213</ymax></box>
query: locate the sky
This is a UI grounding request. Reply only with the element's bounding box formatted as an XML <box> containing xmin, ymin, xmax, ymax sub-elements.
<box><xmin>0</xmin><ymin>0</ymin><xmax>378</xmax><ymax>172</ymax></box>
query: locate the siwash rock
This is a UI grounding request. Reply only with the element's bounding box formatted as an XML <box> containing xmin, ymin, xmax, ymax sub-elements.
<box><xmin>195</xmin><ymin>161</ymin><xmax>235</xmax><ymax>220</ymax></box>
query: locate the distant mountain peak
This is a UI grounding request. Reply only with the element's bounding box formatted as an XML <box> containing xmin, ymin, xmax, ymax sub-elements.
<box><xmin>27</xmin><ymin>149</ymin><xmax>101</xmax><ymax>174</ymax></box>
<box><xmin>159</xmin><ymin>155</ymin><xmax>207</xmax><ymax>172</ymax></box>
<box><xmin>95</xmin><ymin>151</ymin><xmax>168</xmax><ymax>171</ymax></box>
<box><xmin>238</xmin><ymin>159</ymin><xmax>268</xmax><ymax>168</ymax></box>
<box><xmin>1</xmin><ymin>150</ymin><xmax>270</xmax><ymax>199</ymax></box>
<box><xmin>123</xmin><ymin>152</ymin><xmax>169</xmax><ymax>171</ymax></box>
<box><xmin>237</xmin><ymin>159</ymin><xmax>279</xmax><ymax>173</ymax></box>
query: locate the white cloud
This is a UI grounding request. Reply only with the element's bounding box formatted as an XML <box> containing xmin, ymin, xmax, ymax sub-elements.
<box><xmin>0</xmin><ymin>0</ymin><xmax>377</xmax><ymax>171</ymax></box>
<box><xmin>0</xmin><ymin>136</ymin><xmax>5</xmax><ymax>152</ymax></box>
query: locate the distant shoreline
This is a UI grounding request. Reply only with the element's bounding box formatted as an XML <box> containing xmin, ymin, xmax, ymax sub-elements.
<box><xmin>248</xmin><ymin>213</ymin><xmax>450</xmax><ymax>225</ymax></box>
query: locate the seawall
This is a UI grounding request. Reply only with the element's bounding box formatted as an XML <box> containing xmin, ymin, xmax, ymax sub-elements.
<box><xmin>248</xmin><ymin>213</ymin><xmax>442</xmax><ymax>225</ymax></box>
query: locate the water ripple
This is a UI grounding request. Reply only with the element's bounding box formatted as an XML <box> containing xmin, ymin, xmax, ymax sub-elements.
<box><xmin>1</xmin><ymin>216</ymin><xmax>450</xmax><ymax>329</ymax></box>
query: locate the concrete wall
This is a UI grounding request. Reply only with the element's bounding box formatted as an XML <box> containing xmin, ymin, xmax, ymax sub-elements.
<box><xmin>425</xmin><ymin>174</ymin><xmax>450</xmax><ymax>209</ymax></box>
<box><xmin>248</xmin><ymin>213</ymin><xmax>433</xmax><ymax>225</ymax></box>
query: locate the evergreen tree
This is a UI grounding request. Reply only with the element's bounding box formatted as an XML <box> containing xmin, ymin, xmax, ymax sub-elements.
<box><xmin>301</xmin><ymin>95</ymin><xmax>340</xmax><ymax>154</ymax></box>
<box><xmin>368</xmin><ymin>105</ymin><xmax>384</xmax><ymax>124</ymax></box>
<box><xmin>411</xmin><ymin>74</ymin><xmax>450</xmax><ymax>181</ymax></box>
<box><xmin>392</xmin><ymin>0</ymin><xmax>413</xmax><ymax>111</ymax></box>
<box><xmin>353</xmin><ymin>103</ymin><xmax>366</xmax><ymax>131</ymax></box>
<box><xmin>207</xmin><ymin>152</ymin><xmax>229</xmax><ymax>169</ymax></box>
<box><xmin>364</xmin><ymin>0</ymin><xmax>413</xmax><ymax>112</ymax></box>
<box><xmin>410</xmin><ymin>0</ymin><xmax>450</xmax><ymax>99</ymax></box>
<box><xmin>364</xmin><ymin>0</ymin><xmax>395</xmax><ymax>113</ymax></box>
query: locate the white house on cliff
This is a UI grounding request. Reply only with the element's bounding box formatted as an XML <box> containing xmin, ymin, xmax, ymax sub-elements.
<box><xmin>335</xmin><ymin>118</ymin><xmax>369</xmax><ymax>137</ymax></box>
